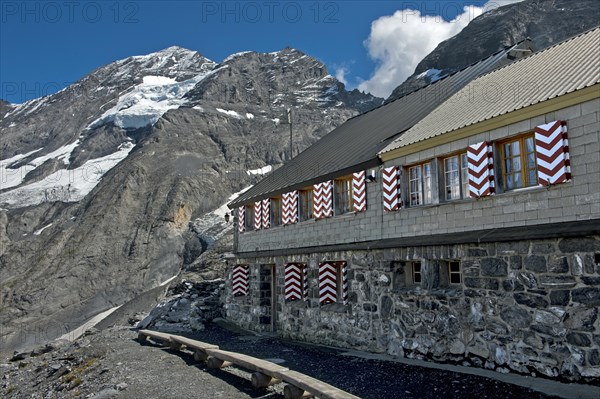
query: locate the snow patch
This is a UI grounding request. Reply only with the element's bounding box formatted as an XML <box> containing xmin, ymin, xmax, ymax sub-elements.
<box><xmin>142</xmin><ymin>75</ymin><xmax>177</xmax><ymax>85</ymax></box>
<box><xmin>272</xmin><ymin>118</ymin><xmax>280</xmax><ymax>125</ymax></box>
<box><xmin>211</xmin><ymin>186</ymin><xmax>253</xmax><ymax>218</ymax></box>
<box><xmin>222</xmin><ymin>51</ymin><xmax>253</xmax><ymax>63</ymax></box>
<box><xmin>58</xmin><ymin>306</ymin><xmax>121</xmax><ymax>342</ymax></box>
<box><xmin>216</xmin><ymin>108</ymin><xmax>241</xmax><ymax>118</ymax></box>
<box><xmin>0</xmin><ymin>141</ymin><xmax>80</xmax><ymax>191</ymax></box>
<box><xmin>0</xmin><ymin>142</ymin><xmax>134</xmax><ymax>208</ymax></box>
<box><xmin>416</xmin><ymin>68</ymin><xmax>446</xmax><ymax>83</ymax></box>
<box><xmin>247</xmin><ymin>165</ymin><xmax>272</xmax><ymax>176</ymax></box>
<box><xmin>159</xmin><ymin>275</ymin><xmax>179</xmax><ymax>287</ymax></box>
<box><xmin>190</xmin><ymin>186</ymin><xmax>253</xmax><ymax>246</ymax></box>
<box><xmin>31</xmin><ymin>140</ymin><xmax>80</xmax><ymax>167</ymax></box>
<box><xmin>1</xmin><ymin>148</ymin><xmax>43</xmax><ymax>190</ymax></box>
<box><xmin>34</xmin><ymin>223</ymin><xmax>53</xmax><ymax>235</ymax></box>
<box><xmin>8</xmin><ymin>122</ymin><xmax>16</xmax><ymax>128</ymax></box>
<box><xmin>290</xmin><ymin>55</ymin><xmax>307</xmax><ymax>64</ymax></box>
<box><xmin>246</xmin><ymin>113</ymin><xmax>254</xmax><ymax>119</ymax></box>
<box><xmin>88</xmin><ymin>67</ymin><xmax>225</xmax><ymax>130</ymax></box>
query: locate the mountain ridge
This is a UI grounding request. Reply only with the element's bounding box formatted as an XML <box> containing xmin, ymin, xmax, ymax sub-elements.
<box><xmin>0</xmin><ymin>44</ymin><xmax>381</xmax><ymax>352</ymax></box>
<box><xmin>387</xmin><ymin>0</ymin><xmax>600</xmax><ymax>101</ymax></box>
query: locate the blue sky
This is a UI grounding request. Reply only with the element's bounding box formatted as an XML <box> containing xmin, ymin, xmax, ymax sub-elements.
<box><xmin>1</xmin><ymin>0</ymin><xmax>520</xmax><ymax>103</ymax></box>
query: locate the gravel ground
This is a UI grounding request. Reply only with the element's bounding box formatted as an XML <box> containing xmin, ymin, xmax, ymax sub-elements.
<box><xmin>1</xmin><ymin>326</ymin><xmax>279</xmax><ymax>399</ymax></box>
<box><xmin>179</xmin><ymin>323</ymin><xmax>560</xmax><ymax>399</ymax></box>
<box><xmin>2</xmin><ymin>321</ymin><xmax>563</xmax><ymax>399</ymax></box>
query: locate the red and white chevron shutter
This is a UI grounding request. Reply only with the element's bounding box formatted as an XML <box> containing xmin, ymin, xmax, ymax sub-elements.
<box><xmin>254</xmin><ymin>201</ymin><xmax>262</xmax><ymax>230</ymax></box>
<box><xmin>284</xmin><ymin>263</ymin><xmax>307</xmax><ymax>301</ymax></box>
<box><xmin>232</xmin><ymin>264</ymin><xmax>249</xmax><ymax>296</ymax></box>
<box><xmin>340</xmin><ymin>262</ymin><xmax>348</xmax><ymax>304</ymax></box>
<box><xmin>238</xmin><ymin>207</ymin><xmax>245</xmax><ymax>233</ymax></box>
<box><xmin>468</xmin><ymin>141</ymin><xmax>495</xmax><ymax>198</ymax></box>
<box><xmin>382</xmin><ymin>166</ymin><xmax>400</xmax><ymax>211</ymax></box>
<box><xmin>535</xmin><ymin>120</ymin><xmax>571</xmax><ymax>186</ymax></box>
<box><xmin>261</xmin><ymin>198</ymin><xmax>271</xmax><ymax>229</ymax></box>
<box><xmin>352</xmin><ymin>171</ymin><xmax>367</xmax><ymax>212</ymax></box>
<box><xmin>282</xmin><ymin>191</ymin><xmax>299</xmax><ymax>225</ymax></box>
<box><xmin>319</xmin><ymin>261</ymin><xmax>348</xmax><ymax>305</ymax></box>
<box><xmin>313</xmin><ymin>181</ymin><xmax>333</xmax><ymax>219</ymax></box>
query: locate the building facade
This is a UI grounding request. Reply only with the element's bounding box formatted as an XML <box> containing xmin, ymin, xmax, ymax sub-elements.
<box><xmin>227</xmin><ymin>29</ymin><xmax>600</xmax><ymax>381</ymax></box>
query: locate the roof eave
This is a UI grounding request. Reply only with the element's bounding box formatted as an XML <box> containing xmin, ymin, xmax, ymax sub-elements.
<box><xmin>228</xmin><ymin>158</ymin><xmax>381</xmax><ymax>208</ymax></box>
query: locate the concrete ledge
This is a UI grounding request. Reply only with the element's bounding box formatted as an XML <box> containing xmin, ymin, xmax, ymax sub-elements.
<box><xmin>236</xmin><ymin>219</ymin><xmax>600</xmax><ymax>257</ymax></box>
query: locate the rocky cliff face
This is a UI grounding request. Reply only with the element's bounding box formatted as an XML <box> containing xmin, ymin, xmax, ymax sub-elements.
<box><xmin>0</xmin><ymin>46</ymin><xmax>381</xmax><ymax>353</ymax></box>
<box><xmin>387</xmin><ymin>0</ymin><xmax>600</xmax><ymax>101</ymax></box>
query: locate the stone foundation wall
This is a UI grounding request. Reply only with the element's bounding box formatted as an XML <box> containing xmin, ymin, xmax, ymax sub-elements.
<box><xmin>224</xmin><ymin>264</ymin><xmax>274</xmax><ymax>333</ymax></box>
<box><xmin>225</xmin><ymin>236</ymin><xmax>600</xmax><ymax>382</ymax></box>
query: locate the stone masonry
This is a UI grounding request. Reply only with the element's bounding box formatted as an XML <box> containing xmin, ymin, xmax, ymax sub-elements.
<box><xmin>226</xmin><ymin>236</ymin><xmax>600</xmax><ymax>382</ymax></box>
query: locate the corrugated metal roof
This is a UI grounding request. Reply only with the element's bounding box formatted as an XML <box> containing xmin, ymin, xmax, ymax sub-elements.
<box><xmin>380</xmin><ymin>27</ymin><xmax>600</xmax><ymax>156</ymax></box>
<box><xmin>230</xmin><ymin>41</ymin><xmax>528</xmax><ymax>208</ymax></box>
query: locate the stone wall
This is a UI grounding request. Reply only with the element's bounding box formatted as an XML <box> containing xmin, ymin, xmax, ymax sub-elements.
<box><xmin>224</xmin><ymin>264</ymin><xmax>274</xmax><ymax>333</ymax></box>
<box><xmin>225</xmin><ymin>236</ymin><xmax>600</xmax><ymax>382</ymax></box>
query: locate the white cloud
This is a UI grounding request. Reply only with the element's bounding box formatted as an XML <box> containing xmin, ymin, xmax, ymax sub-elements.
<box><xmin>334</xmin><ymin>67</ymin><xmax>349</xmax><ymax>86</ymax></box>
<box><xmin>358</xmin><ymin>0</ymin><xmax>525</xmax><ymax>98</ymax></box>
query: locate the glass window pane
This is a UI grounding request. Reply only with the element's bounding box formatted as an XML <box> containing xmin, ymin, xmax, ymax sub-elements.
<box><xmin>526</xmin><ymin>137</ymin><xmax>535</xmax><ymax>152</ymax></box>
<box><xmin>514</xmin><ymin>172</ymin><xmax>523</xmax><ymax>188</ymax></box>
<box><xmin>450</xmin><ymin>262</ymin><xmax>460</xmax><ymax>272</ymax></box>
<box><xmin>512</xmin><ymin>156</ymin><xmax>521</xmax><ymax>172</ymax></box>
<box><xmin>423</xmin><ymin>163</ymin><xmax>431</xmax><ymax>204</ymax></box>
<box><xmin>461</xmin><ymin>154</ymin><xmax>469</xmax><ymax>198</ymax></box>
<box><xmin>527</xmin><ymin>152</ymin><xmax>536</xmax><ymax>169</ymax></box>
<box><xmin>450</xmin><ymin>273</ymin><xmax>461</xmax><ymax>284</ymax></box>
<box><xmin>512</xmin><ymin>141</ymin><xmax>521</xmax><ymax>156</ymax></box>
<box><xmin>424</xmin><ymin>163</ymin><xmax>431</xmax><ymax>176</ymax></box>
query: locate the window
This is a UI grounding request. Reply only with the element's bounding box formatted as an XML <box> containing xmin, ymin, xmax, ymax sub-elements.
<box><xmin>444</xmin><ymin>153</ymin><xmax>470</xmax><ymax>200</ymax></box>
<box><xmin>448</xmin><ymin>261</ymin><xmax>461</xmax><ymax>284</ymax></box>
<box><xmin>334</xmin><ymin>178</ymin><xmax>353</xmax><ymax>214</ymax></box>
<box><xmin>403</xmin><ymin>261</ymin><xmax>421</xmax><ymax>286</ymax></box>
<box><xmin>244</xmin><ymin>205</ymin><xmax>254</xmax><ymax>230</ymax></box>
<box><xmin>412</xmin><ymin>262</ymin><xmax>422</xmax><ymax>284</ymax></box>
<box><xmin>409</xmin><ymin>162</ymin><xmax>432</xmax><ymax>206</ymax></box>
<box><xmin>299</xmin><ymin>189</ymin><xmax>313</xmax><ymax>221</ymax></box>
<box><xmin>500</xmin><ymin>134</ymin><xmax>537</xmax><ymax>190</ymax></box>
<box><xmin>270</xmin><ymin>197</ymin><xmax>282</xmax><ymax>227</ymax></box>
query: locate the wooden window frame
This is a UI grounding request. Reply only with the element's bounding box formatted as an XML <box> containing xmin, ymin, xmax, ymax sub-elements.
<box><xmin>244</xmin><ymin>205</ymin><xmax>254</xmax><ymax>230</ymax></box>
<box><xmin>334</xmin><ymin>176</ymin><xmax>354</xmax><ymax>215</ymax></box>
<box><xmin>443</xmin><ymin>153</ymin><xmax>469</xmax><ymax>200</ymax></box>
<box><xmin>408</xmin><ymin>162</ymin><xmax>432</xmax><ymax>206</ymax></box>
<box><xmin>448</xmin><ymin>261</ymin><xmax>461</xmax><ymax>285</ymax></box>
<box><xmin>498</xmin><ymin>133</ymin><xmax>538</xmax><ymax>191</ymax></box>
<box><xmin>298</xmin><ymin>188</ymin><xmax>313</xmax><ymax>222</ymax></box>
<box><xmin>270</xmin><ymin>197</ymin><xmax>282</xmax><ymax>227</ymax></box>
<box><xmin>412</xmin><ymin>262</ymin><xmax>422</xmax><ymax>285</ymax></box>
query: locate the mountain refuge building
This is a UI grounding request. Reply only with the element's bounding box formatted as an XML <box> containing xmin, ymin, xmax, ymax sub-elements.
<box><xmin>227</xmin><ymin>28</ymin><xmax>600</xmax><ymax>381</ymax></box>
